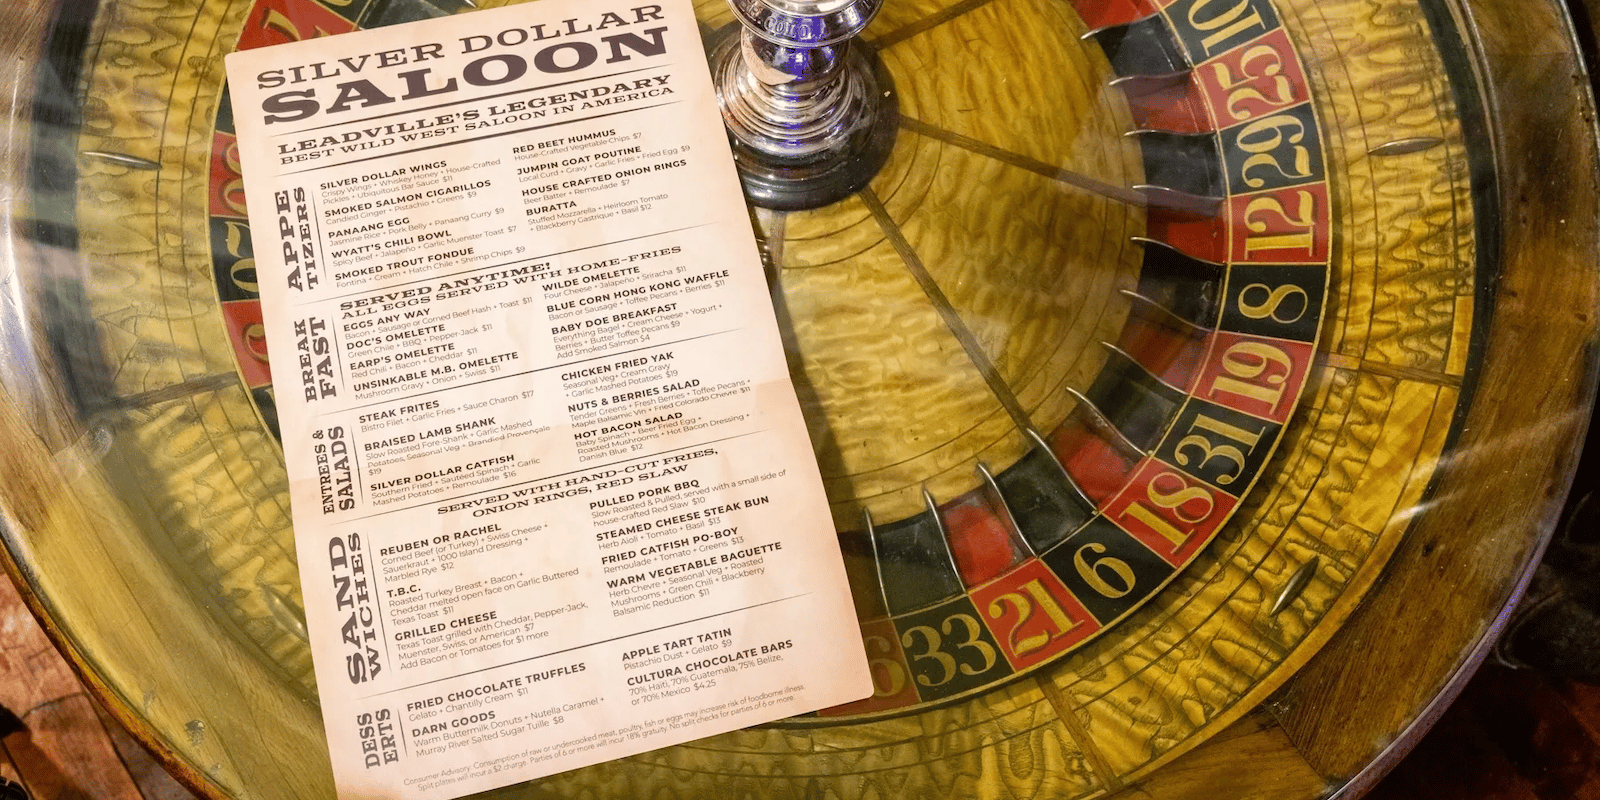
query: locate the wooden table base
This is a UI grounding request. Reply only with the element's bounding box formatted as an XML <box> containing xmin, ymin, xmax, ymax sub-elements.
<box><xmin>0</xmin><ymin>573</ymin><xmax>194</xmax><ymax>800</ymax></box>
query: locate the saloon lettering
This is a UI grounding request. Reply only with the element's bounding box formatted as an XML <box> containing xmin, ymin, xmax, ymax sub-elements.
<box><xmin>255</xmin><ymin>5</ymin><xmax>669</xmax><ymax>124</ymax></box>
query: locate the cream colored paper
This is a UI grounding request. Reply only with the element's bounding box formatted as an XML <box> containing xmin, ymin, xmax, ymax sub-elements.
<box><xmin>224</xmin><ymin>4</ymin><xmax>870</xmax><ymax>795</ymax></box>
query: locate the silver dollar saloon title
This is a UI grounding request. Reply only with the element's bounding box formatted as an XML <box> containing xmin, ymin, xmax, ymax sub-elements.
<box><xmin>251</xmin><ymin>4</ymin><xmax>671</xmax><ymax>124</ymax></box>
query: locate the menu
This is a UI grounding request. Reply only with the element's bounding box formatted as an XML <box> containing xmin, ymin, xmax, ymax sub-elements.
<box><xmin>223</xmin><ymin>2</ymin><xmax>871</xmax><ymax>797</ymax></box>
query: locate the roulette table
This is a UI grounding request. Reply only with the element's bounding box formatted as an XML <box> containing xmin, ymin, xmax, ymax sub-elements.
<box><xmin>0</xmin><ymin>0</ymin><xmax>1597</xmax><ymax>795</ymax></box>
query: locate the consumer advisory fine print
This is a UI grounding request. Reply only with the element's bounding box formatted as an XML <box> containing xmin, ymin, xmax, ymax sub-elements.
<box><xmin>222</xmin><ymin>1</ymin><xmax>873</xmax><ymax>795</ymax></box>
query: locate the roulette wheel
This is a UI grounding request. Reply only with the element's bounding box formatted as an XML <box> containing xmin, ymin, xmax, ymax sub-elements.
<box><xmin>0</xmin><ymin>0</ymin><xmax>1596</xmax><ymax>794</ymax></box>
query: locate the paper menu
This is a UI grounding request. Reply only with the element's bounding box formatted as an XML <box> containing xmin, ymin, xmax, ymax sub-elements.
<box><xmin>223</xmin><ymin>1</ymin><xmax>872</xmax><ymax>795</ymax></box>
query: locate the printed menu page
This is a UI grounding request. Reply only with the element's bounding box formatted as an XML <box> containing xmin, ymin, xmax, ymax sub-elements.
<box><xmin>223</xmin><ymin>2</ymin><xmax>871</xmax><ymax>796</ymax></box>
